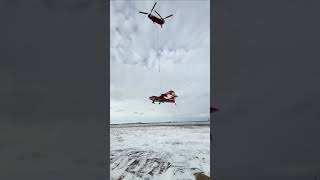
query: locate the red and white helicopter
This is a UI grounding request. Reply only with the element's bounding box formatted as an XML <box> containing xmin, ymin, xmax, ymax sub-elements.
<box><xmin>139</xmin><ymin>2</ymin><xmax>173</xmax><ymax>28</ymax></box>
<box><xmin>149</xmin><ymin>90</ymin><xmax>178</xmax><ymax>105</ymax></box>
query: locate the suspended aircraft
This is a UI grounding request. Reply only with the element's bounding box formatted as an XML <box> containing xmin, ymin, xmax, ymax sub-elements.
<box><xmin>139</xmin><ymin>2</ymin><xmax>173</xmax><ymax>28</ymax></box>
<box><xmin>139</xmin><ymin>3</ymin><xmax>177</xmax><ymax>105</ymax></box>
<box><xmin>149</xmin><ymin>90</ymin><xmax>178</xmax><ymax>104</ymax></box>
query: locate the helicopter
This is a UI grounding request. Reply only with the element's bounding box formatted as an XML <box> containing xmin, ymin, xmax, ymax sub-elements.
<box><xmin>139</xmin><ymin>2</ymin><xmax>173</xmax><ymax>28</ymax></box>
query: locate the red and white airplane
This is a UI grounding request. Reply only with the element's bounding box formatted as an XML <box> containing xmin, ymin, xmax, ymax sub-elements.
<box><xmin>149</xmin><ymin>90</ymin><xmax>178</xmax><ymax>104</ymax></box>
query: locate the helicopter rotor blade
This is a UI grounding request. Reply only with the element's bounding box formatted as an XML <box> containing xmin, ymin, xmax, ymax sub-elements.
<box><xmin>164</xmin><ymin>14</ymin><xmax>173</xmax><ymax>19</ymax></box>
<box><xmin>139</xmin><ymin>11</ymin><xmax>148</xmax><ymax>15</ymax></box>
<box><xmin>155</xmin><ymin>10</ymin><xmax>163</xmax><ymax>19</ymax></box>
<box><xmin>150</xmin><ymin>2</ymin><xmax>157</xmax><ymax>13</ymax></box>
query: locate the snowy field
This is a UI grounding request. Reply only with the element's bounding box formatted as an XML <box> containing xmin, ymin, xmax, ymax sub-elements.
<box><xmin>110</xmin><ymin>122</ymin><xmax>210</xmax><ymax>180</ymax></box>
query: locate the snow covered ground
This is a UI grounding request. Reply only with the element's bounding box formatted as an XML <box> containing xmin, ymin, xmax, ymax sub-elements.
<box><xmin>110</xmin><ymin>122</ymin><xmax>210</xmax><ymax>180</ymax></box>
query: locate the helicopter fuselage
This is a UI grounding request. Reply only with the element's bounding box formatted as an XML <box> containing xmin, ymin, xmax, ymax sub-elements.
<box><xmin>148</xmin><ymin>14</ymin><xmax>164</xmax><ymax>26</ymax></box>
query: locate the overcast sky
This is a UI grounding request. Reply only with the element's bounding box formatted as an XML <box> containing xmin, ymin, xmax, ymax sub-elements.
<box><xmin>110</xmin><ymin>0</ymin><xmax>210</xmax><ymax>124</ymax></box>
